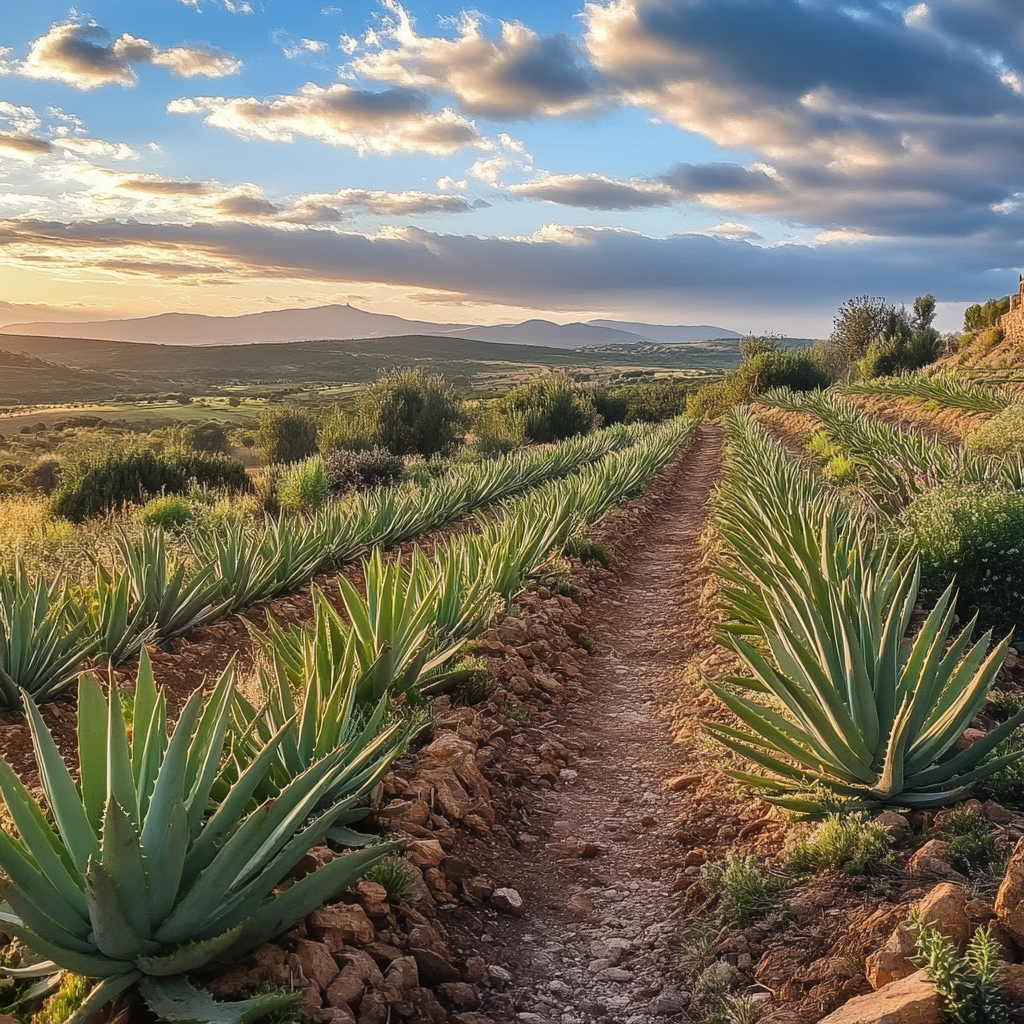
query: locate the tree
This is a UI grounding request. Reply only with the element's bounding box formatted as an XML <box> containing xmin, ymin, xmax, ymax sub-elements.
<box><xmin>963</xmin><ymin>297</ymin><xmax>1010</xmax><ymax>333</ymax></box>
<box><xmin>739</xmin><ymin>334</ymin><xmax>782</xmax><ymax>362</ymax></box>
<box><xmin>831</xmin><ymin>296</ymin><xmax>894</xmax><ymax>360</ymax></box>
<box><xmin>912</xmin><ymin>293</ymin><xmax>937</xmax><ymax>330</ymax></box>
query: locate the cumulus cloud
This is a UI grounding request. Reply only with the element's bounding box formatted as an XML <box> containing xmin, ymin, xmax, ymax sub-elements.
<box><xmin>349</xmin><ymin>1</ymin><xmax>606</xmax><ymax>118</ymax></box>
<box><xmin>17</xmin><ymin>19</ymin><xmax>241</xmax><ymax>90</ymax></box>
<box><xmin>0</xmin><ymin>133</ymin><xmax>53</xmax><ymax>161</ymax></box>
<box><xmin>168</xmin><ymin>83</ymin><xmax>486</xmax><ymax>155</ymax></box>
<box><xmin>582</xmin><ymin>0</ymin><xmax>1024</xmax><ymax>237</ymax></box>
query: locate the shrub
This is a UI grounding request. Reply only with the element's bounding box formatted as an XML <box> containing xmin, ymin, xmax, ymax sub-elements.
<box><xmin>976</xmin><ymin>726</ymin><xmax>1024</xmax><ymax>807</ymax></box>
<box><xmin>590</xmin><ymin>387</ymin><xmax>629</xmax><ymax>427</ymax></box>
<box><xmin>592</xmin><ymin>379</ymin><xmax>691</xmax><ymax>424</ymax></box>
<box><xmin>786</xmin><ymin>814</ymin><xmax>891</xmax><ymax>875</ymax></box>
<box><xmin>939</xmin><ymin>809</ymin><xmax>996</xmax><ymax>875</ymax></box>
<box><xmin>137</xmin><ymin>494</ymin><xmax>194</xmax><ymax>530</ymax></box>
<box><xmin>701</xmin><ymin>855</ymin><xmax>778</xmax><ymax>928</ymax></box>
<box><xmin>910</xmin><ymin>911</ymin><xmax>1010</xmax><ymax>1024</ymax></box>
<box><xmin>277</xmin><ymin>456</ymin><xmax>331</xmax><ymax>514</ymax></box>
<box><xmin>687</xmin><ymin>349</ymin><xmax>831</xmax><ymax>419</ymax></box>
<box><xmin>967</xmin><ymin>406</ymin><xmax>1024</xmax><ymax>457</ymax></box>
<box><xmin>495</xmin><ymin>374</ymin><xmax>596</xmax><ymax>442</ymax></box>
<box><xmin>20</xmin><ymin>455</ymin><xmax>61</xmax><ymax>494</ymax></box>
<box><xmin>318</xmin><ymin>405</ymin><xmax>376</xmax><ymax>454</ymax></box>
<box><xmin>49</xmin><ymin>444</ymin><xmax>248</xmax><ymax>521</ymax></box>
<box><xmin>182</xmin><ymin>420</ymin><xmax>231</xmax><ymax>454</ymax></box>
<box><xmin>325</xmin><ymin>447</ymin><xmax>405</xmax><ymax>493</ymax></box>
<box><xmin>254</xmin><ymin>407</ymin><xmax>319</xmax><ymax>465</ymax></box>
<box><xmin>901</xmin><ymin>483</ymin><xmax>1024</xmax><ymax>634</ymax></box>
<box><xmin>356</xmin><ymin>369</ymin><xmax>466</xmax><ymax>456</ymax></box>
<box><xmin>471</xmin><ymin>405</ymin><xmax>527</xmax><ymax>457</ymax></box>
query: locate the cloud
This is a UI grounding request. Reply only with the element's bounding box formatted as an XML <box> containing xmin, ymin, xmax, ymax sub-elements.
<box><xmin>1</xmin><ymin>217</ymin><xmax>1017</xmax><ymax>323</ymax></box>
<box><xmin>349</xmin><ymin>1</ymin><xmax>607</xmax><ymax>118</ymax></box>
<box><xmin>0</xmin><ymin>133</ymin><xmax>54</xmax><ymax>161</ymax></box>
<box><xmin>17</xmin><ymin>19</ymin><xmax>241</xmax><ymax>90</ymax></box>
<box><xmin>168</xmin><ymin>83</ymin><xmax>486</xmax><ymax>155</ymax></box>
<box><xmin>510</xmin><ymin>172</ymin><xmax>676</xmax><ymax>209</ymax></box>
<box><xmin>21</xmin><ymin>160</ymin><xmax>481</xmax><ymax>224</ymax></box>
<box><xmin>582</xmin><ymin>0</ymin><xmax>1024</xmax><ymax>238</ymax></box>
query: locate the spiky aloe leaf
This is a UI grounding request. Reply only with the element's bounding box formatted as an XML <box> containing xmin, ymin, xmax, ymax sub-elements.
<box><xmin>138</xmin><ymin>976</ymin><xmax>299</xmax><ymax>1024</ymax></box>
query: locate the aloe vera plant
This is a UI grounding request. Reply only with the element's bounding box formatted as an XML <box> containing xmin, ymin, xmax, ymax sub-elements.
<box><xmin>0</xmin><ymin>561</ymin><xmax>98</xmax><ymax>708</ymax></box>
<box><xmin>0</xmin><ymin>652</ymin><xmax>394</xmax><ymax>1023</ymax></box>
<box><xmin>115</xmin><ymin>527</ymin><xmax>228</xmax><ymax>644</ymax></box>
<box><xmin>708</xmin><ymin>410</ymin><xmax>1024</xmax><ymax>809</ymax></box>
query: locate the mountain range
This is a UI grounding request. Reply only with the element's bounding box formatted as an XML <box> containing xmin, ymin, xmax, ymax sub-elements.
<box><xmin>0</xmin><ymin>304</ymin><xmax>741</xmax><ymax>349</ymax></box>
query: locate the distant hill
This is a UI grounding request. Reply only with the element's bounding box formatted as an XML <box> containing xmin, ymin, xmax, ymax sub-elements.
<box><xmin>587</xmin><ymin>319</ymin><xmax>741</xmax><ymax>343</ymax></box>
<box><xmin>0</xmin><ymin>331</ymin><xmax>745</xmax><ymax>405</ymax></box>
<box><xmin>0</xmin><ymin>304</ymin><xmax>740</xmax><ymax>349</ymax></box>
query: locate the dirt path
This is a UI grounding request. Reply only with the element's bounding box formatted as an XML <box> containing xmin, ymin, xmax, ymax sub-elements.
<box><xmin>444</xmin><ymin>425</ymin><xmax>746</xmax><ymax>1022</ymax></box>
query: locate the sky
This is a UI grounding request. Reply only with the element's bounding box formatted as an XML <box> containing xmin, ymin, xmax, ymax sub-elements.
<box><xmin>1</xmin><ymin>0</ymin><xmax>1024</xmax><ymax>337</ymax></box>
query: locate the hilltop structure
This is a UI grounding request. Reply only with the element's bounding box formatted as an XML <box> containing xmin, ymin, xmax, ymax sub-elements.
<box><xmin>1002</xmin><ymin>275</ymin><xmax>1024</xmax><ymax>346</ymax></box>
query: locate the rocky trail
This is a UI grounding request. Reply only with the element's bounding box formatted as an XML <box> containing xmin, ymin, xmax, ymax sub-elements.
<box><xmin>438</xmin><ymin>424</ymin><xmax>742</xmax><ymax>1022</ymax></box>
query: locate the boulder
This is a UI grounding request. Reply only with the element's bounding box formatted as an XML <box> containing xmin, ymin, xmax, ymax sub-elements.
<box><xmin>405</xmin><ymin>840</ymin><xmax>446</xmax><ymax>870</ymax></box>
<box><xmin>907</xmin><ymin>840</ymin><xmax>965</xmax><ymax>882</ymax></box>
<box><xmin>310</xmin><ymin>904</ymin><xmax>376</xmax><ymax>947</ymax></box>
<box><xmin>997</xmin><ymin>837</ymin><xmax>1024</xmax><ymax>945</ymax></box>
<box><xmin>876</xmin><ymin>811</ymin><xmax>911</xmax><ymax>843</ymax></box>
<box><xmin>865</xmin><ymin>950</ymin><xmax>918</xmax><ymax>991</ymax></box>
<box><xmin>917</xmin><ymin>883</ymin><xmax>972</xmax><ymax>948</ymax></box>
<box><xmin>817</xmin><ymin>970</ymin><xmax>940</xmax><ymax>1023</ymax></box>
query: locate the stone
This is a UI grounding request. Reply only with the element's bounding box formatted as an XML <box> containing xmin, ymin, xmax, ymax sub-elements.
<box><xmin>405</xmin><ymin>839</ymin><xmax>447</xmax><ymax>869</ymax></box>
<box><xmin>559</xmin><ymin>838</ymin><xmax>606</xmax><ymax>859</ymax></box>
<box><xmin>956</xmin><ymin>728</ymin><xmax>987</xmax><ymax>751</ymax></box>
<box><xmin>326</xmin><ymin>967</ymin><xmax>369</xmax><ymax>1008</ymax></box>
<box><xmin>649</xmin><ymin>991</ymin><xmax>690</xmax><ymax>1014</ymax></box>
<box><xmin>595</xmin><ymin>968</ymin><xmax>633</xmax><ymax>982</ymax></box>
<box><xmin>983</xmin><ymin>799</ymin><xmax>1014</xmax><ymax>824</ymax></box>
<box><xmin>817</xmin><ymin>970</ymin><xmax>940</xmax><ymax>1024</ymax></box>
<box><xmin>383</xmin><ymin>956</ymin><xmax>419</xmax><ymax>995</ymax></box>
<box><xmin>463</xmin><ymin>956</ymin><xmax>488</xmax><ymax>985</ymax></box>
<box><xmin>464</xmin><ymin>875</ymin><xmax>496</xmax><ymax>901</ymax></box>
<box><xmin>315</xmin><ymin>1008</ymin><xmax>357</xmax><ymax>1024</ymax></box>
<box><xmin>664</xmin><ymin>774</ymin><xmax>701</xmax><ymax>791</ymax></box>
<box><xmin>310</xmin><ymin>904</ymin><xmax>377</xmax><ymax>946</ymax></box>
<box><xmin>356</xmin><ymin>991</ymin><xmax>388</xmax><ymax>1024</ymax></box>
<box><xmin>410</xmin><ymin>947</ymin><xmax>461</xmax><ymax>985</ymax></box>
<box><xmin>451</xmin><ymin>1015</ymin><xmax>495</xmax><ymax>1024</ymax></box>
<box><xmin>997</xmin><ymin>836</ymin><xmax>1024</xmax><ymax>944</ymax></box>
<box><xmin>876</xmin><ymin>811</ymin><xmax>911</xmax><ymax>842</ymax></box>
<box><xmin>353</xmin><ymin>880</ymin><xmax>390</xmax><ymax>919</ymax></box>
<box><xmin>437</xmin><ymin>983</ymin><xmax>481</xmax><ymax>1010</ymax></box>
<box><xmin>423</xmin><ymin>732</ymin><xmax>478</xmax><ymax>760</ymax></box>
<box><xmin>917</xmin><ymin>883</ymin><xmax>972</xmax><ymax>948</ymax></box>
<box><xmin>487</xmin><ymin>965</ymin><xmax>513</xmax><ymax>988</ymax></box>
<box><xmin>491</xmin><ymin>887</ymin><xmax>525</xmax><ymax>915</ymax></box>
<box><xmin>907</xmin><ymin>840</ymin><xmax>965</xmax><ymax>881</ymax></box>
<box><xmin>567</xmin><ymin>893</ymin><xmax>594</xmax><ymax>920</ymax></box>
<box><xmin>294</xmin><ymin>939</ymin><xmax>341</xmax><ymax>992</ymax></box>
<box><xmin>865</xmin><ymin>950</ymin><xmax>918</xmax><ymax>990</ymax></box>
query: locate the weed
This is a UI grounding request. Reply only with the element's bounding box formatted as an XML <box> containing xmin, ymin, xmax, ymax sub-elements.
<box><xmin>137</xmin><ymin>494</ymin><xmax>193</xmax><ymax>530</ymax></box>
<box><xmin>786</xmin><ymin>813</ymin><xmax>892</xmax><ymax>875</ymax></box>
<box><xmin>669</xmin><ymin>919</ymin><xmax>717</xmax><ymax>974</ymax></box>
<box><xmin>565</xmin><ymin>536</ymin><xmax>613</xmax><ymax>568</ymax></box>
<box><xmin>32</xmin><ymin>973</ymin><xmax>90</xmax><ymax>1024</ymax></box>
<box><xmin>701</xmin><ymin>855</ymin><xmax>778</xmax><ymax>928</ymax></box>
<box><xmin>277</xmin><ymin>456</ymin><xmax>331</xmax><ymax>515</ymax></box>
<box><xmin>910</xmin><ymin>910</ymin><xmax>1010</xmax><ymax>1024</ymax></box>
<box><xmin>987</xmin><ymin>691</ymin><xmax>1024</xmax><ymax>722</ymax></box>
<box><xmin>503</xmin><ymin>705</ymin><xmax>531</xmax><ymax>727</ymax></box>
<box><xmin>576</xmin><ymin>631</ymin><xmax>595</xmax><ymax>653</ymax></box>
<box><xmin>453</xmin><ymin>659</ymin><xmax>496</xmax><ymax>705</ymax></box>
<box><xmin>363</xmin><ymin>856</ymin><xmax>418</xmax><ymax>905</ymax></box>
<box><xmin>707</xmin><ymin>995</ymin><xmax>764</xmax><ymax>1024</ymax></box>
<box><xmin>939</xmin><ymin>810</ymin><xmax>996</xmax><ymax>875</ymax></box>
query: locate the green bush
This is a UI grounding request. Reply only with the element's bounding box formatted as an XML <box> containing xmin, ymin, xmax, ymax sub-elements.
<box><xmin>325</xmin><ymin>447</ymin><xmax>405</xmax><ymax>493</ymax></box>
<box><xmin>277</xmin><ymin>456</ymin><xmax>331</xmax><ymax>514</ymax></box>
<box><xmin>701</xmin><ymin>855</ymin><xmax>778</xmax><ymax>928</ymax></box>
<box><xmin>967</xmin><ymin>406</ymin><xmax>1024</xmax><ymax>457</ymax></box>
<box><xmin>590</xmin><ymin>387</ymin><xmax>629</xmax><ymax>427</ymax></box>
<box><xmin>591</xmin><ymin>379</ymin><xmax>691</xmax><ymax>425</ymax></box>
<box><xmin>254</xmin><ymin>408</ymin><xmax>319</xmax><ymax>465</ymax></box>
<box><xmin>355</xmin><ymin>369</ymin><xmax>466</xmax><ymax>456</ymax></box>
<box><xmin>182</xmin><ymin>420</ymin><xmax>231</xmax><ymax>454</ymax></box>
<box><xmin>687</xmin><ymin>349</ymin><xmax>831</xmax><ymax>420</ymax></box>
<box><xmin>496</xmin><ymin>374</ymin><xmax>596</xmax><ymax>442</ymax></box>
<box><xmin>901</xmin><ymin>483</ymin><xmax>1024</xmax><ymax>634</ymax></box>
<box><xmin>49</xmin><ymin>444</ymin><xmax>248</xmax><ymax>521</ymax></box>
<box><xmin>786</xmin><ymin>813</ymin><xmax>891</xmax><ymax>875</ymax></box>
<box><xmin>471</xmin><ymin>405</ymin><xmax>527</xmax><ymax>457</ymax></box>
<box><xmin>137</xmin><ymin>494</ymin><xmax>194</xmax><ymax>530</ymax></box>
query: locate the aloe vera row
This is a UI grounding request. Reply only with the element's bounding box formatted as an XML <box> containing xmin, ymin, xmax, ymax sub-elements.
<box><xmin>706</xmin><ymin>407</ymin><xmax>1023</xmax><ymax>810</ymax></box>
